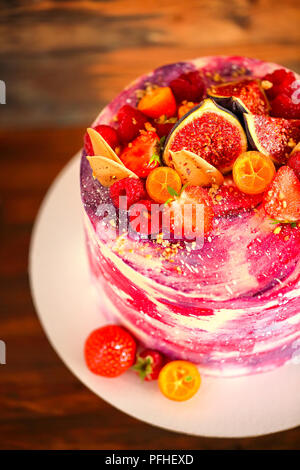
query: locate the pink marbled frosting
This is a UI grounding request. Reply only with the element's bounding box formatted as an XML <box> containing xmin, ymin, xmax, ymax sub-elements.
<box><xmin>80</xmin><ymin>56</ymin><xmax>300</xmax><ymax>376</ymax></box>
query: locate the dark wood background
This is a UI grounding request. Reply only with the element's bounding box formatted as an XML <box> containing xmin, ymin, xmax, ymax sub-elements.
<box><xmin>0</xmin><ymin>0</ymin><xmax>300</xmax><ymax>450</ymax></box>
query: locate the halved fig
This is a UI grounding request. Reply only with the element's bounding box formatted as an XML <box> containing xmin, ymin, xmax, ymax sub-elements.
<box><xmin>168</xmin><ymin>149</ymin><xmax>224</xmax><ymax>186</ymax></box>
<box><xmin>244</xmin><ymin>114</ymin><xmax>300</xmax><ymax>164</ymax></box>
<box><xmin>208</xmin><ymin>78</ymin><xmax>270</xmax><ymax>115</ymax></box>
<box><xmin>163</xmin><ymin>98</ymin><xmax>247</xmax><ymax>173</ymax></box>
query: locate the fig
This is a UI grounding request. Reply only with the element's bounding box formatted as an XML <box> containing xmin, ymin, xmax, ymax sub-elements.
<box><xmin>244</xmin><ymin>113</ymin><xmax>300</xmax><ymax>164</ymax></box>
<box><xmin>208</xmin><ymin>78</ymin><xmax>270</xmax><ymax>115</ymax></box>
<box><xmin>163</xmin><ymin>98</ymin><xmax>247</xmax><ymax>173</ymax></box>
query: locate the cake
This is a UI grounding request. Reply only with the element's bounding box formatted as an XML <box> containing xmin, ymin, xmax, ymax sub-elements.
<box><xmin>80</xmin><ymin>56</ymin><xmax>300</xmax><ymax>377</ymax></box>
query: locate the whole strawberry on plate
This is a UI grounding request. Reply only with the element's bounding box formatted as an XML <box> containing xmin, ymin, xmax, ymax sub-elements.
<box><xmin>133</xmin><ymin>349</ymin><xmax>165</xmax><ymax>381</ymax></box>
<box><xmin>84</xmin><ymin>325</ymin><xmax>136</xmax><ymax>378</ymax></box>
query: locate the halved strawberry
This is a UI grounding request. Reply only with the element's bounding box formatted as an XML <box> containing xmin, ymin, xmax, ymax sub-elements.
<box><xmin>212</xmin><ymin>185</ymin><xmax>263</xmax><ymax>217</ymax></box>
<box><xmin>167</xmin><ymin>186</ymin><xmax>214</xmax><ymax>239</ymax></box>
<box><xmin>119</xmin><ymin>130</ymin><xmax>160</xmax><ymax>178</ymax></box>
<box><xmin>270</xmin><ymin>93</ymin><xmax>300</xmax><ymax>120</ymax></box>
<box><xmin>263</xmin><ymin>69</ymin><xmax>295</xmax><ymax>100</ymax></box>
<box><xmin>263</xmin><ymin>166</ymin><xmax>300</xmax><ymax>221</ymax></box>
<box><xmin>116</xmin><ymin>105</ymin><xmax>148</xmax><ymax>143</ymax></box>
<box><xmin>288</xmin><ymin>144</ymin><xmax>300</xmax><ymax>180</ymax></box>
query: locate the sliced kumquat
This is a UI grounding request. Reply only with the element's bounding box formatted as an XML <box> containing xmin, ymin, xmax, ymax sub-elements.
<box><xmin>158</xmin><ymin>360</ymin><xmax>201</xmax><ymax>401</ymax></box>
<box><xmin>233</xmin><ymin>151</ymin><xmax>276</xmax><ymax>195</ymax></box>
<box><xmin>146</xmin><ymin>167</ymin><xmax>182</xmax><ymax>203</ymax></box>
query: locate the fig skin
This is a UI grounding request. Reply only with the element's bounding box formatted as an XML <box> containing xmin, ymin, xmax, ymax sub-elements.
<box><xmin>207</xmin><ymin>78</ymin><xmax>270</xmax><ymax>115</ymax></box>
<box><xmin>244</xmin><ymin>113</ymin><xmax>300</xmax><ymax>165</ymax></box>
<box><xmin>163</xmin><ymin>98</ymin><xmax>248</xmax><ymax>174</ymax></box>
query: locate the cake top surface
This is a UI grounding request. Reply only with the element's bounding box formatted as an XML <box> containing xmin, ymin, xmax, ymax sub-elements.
<box><xmin>80</xmin><ymin>55</ymin><xmax>300</xmax><ymax>306</ymax></box>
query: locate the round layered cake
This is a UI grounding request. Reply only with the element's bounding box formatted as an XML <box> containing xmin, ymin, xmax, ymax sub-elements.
<box><xmin>80</xmin><ymin>56</ymin><xmax>300</xmax><ymax>377</ymax></box>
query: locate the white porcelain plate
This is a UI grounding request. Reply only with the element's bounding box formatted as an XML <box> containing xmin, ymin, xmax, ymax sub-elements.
<box><xmin>29</xmin><ymin>154</ymin><xmax>300</xmax><ymax>438</ymax></box>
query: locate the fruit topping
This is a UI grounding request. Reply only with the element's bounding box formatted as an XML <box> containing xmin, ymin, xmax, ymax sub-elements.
<box><xmin>288</xmin><ymin>142</ymin><xmax>300</xmax><ymax>180</ymax></box>
<box><xmin>153</xmin><ymin>115</ymin><xmax>177</xmax><ymax>138</ymax></box>
<box><xmin>86</xmin><ymin>127</ymin><xmax>123</xmax><ymax>165</ymax></box>
<box><xmin>168</xmin><ymin>149</ymin><xmax>224</xmax><ymax>187</ymax></box>
<box><xmin>84</xmin><ymin>124</ymin><xmax>120</xmax><ymax>155</ymax></box>
<box><xmin>158</xmin><ymin>360</ymin><xmax>201</xmax><ymax>401</ymax></box>
<box><xmin>137</xmin><ymin>86</ymin><xmax>177</xmax><ymax>119</ymax></box>
<box><xmin>208</xmin><ymin>78</ymin><xmax>270</xmax><ymax>115</ymax></box>
<box><xmin>164</xmin><ymin>98</ymin><xmax>247</xmax><ymax>173</ymax></box>
<box><xmin>232</xmin><ymin>151</ymin><xmax>276</xmax><ymax>195</ymax></box>
<box><xmin>262</xmin><ymin>166</ymin><xmax>300</xmax><ymax>222</ymax></box>
<box><xmin>110</xmin><ymin>177</ymin><xmax>146</xmax><ymax>209</ymax></box>
<box><xmin>178</xmin><ymin>101</ymin><xmax>197</xmax><ymax>119</ymax></box>
<box><xmin>170</xmin><ymin>71</ymin><xmax>205</xmax><ymax>103</ymax></box>
<box><xmin>212</xmin><ymin>184</ymin><xmax>263</xmax><ymax>217</ymax></box>
<box><xmin>244</xmin><ymin>113</ymin><xmax>300</xmax><ymax>164</ymax></box>
<box><xmin>146</xmin><ymin>166</ymin><xmax>182</xmax><ymax>204</ymax></box>
<box><xmin>133</xmin><ymin>349</ymin><xmax>165</xmax><ymax>381</ymax></box>
<box><xmin>116</xmin><ymin>104</ymin><xmax>148</xmax><ymax>143</ymax></box>
<box><xmin>84</xmin><ymin>325</ymin><xmax>136</xmax><ymax>378</ymax></box>
<box><xmin>166</xmin><ymin>185</ymin><xmax>214</xmax><ymax>238</ymax></box>
<box><xmin>263</xmin><ymin>68</ymin><xmax>296</xmax><ymax>100</ymax></box>
<box><xmin>120</xmin><ymin>130</ymin><xmax>160</xmax><ymax>178</ymax></box>
<box><xmin>270</xmin><ymin>94</ymin><xmax>300</xmax><ymax>120</ymax></box>
<box><xmin>87</xmin><ymin>156</ymin><xmax>137</xmax><ymax>187</ymax></box>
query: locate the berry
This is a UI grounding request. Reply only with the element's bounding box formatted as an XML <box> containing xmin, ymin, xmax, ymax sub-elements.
<box><xmin>270</xmin><ymin>94</ymin><xmax>300</xmax><ymax>119</ymax></box>
<box><xmin>116</xmin><ymin>105</ymin><xmax>148</xmax><ymax>143</ymax></box>
<box><xmin>212</xmin><ymin>185</ymin><xmax>263</xmax><ymax>217</ymax></box>
<box><xmin>170</xmin><ymin>71</ymin><xmax>205</xmax><ymax>103</ymax></box>
<box><xmin>167</xmin><ymin>186</ymin><xmax>214</xmax><ymax>239</ymax></box>
<box><xmin>84</xmin><ymin>124</ymin><xmax>119</xmax><ymax>155</ymax></box>
<box><xmin>84</xmin><ymin>325</ymin><xmax>136</xmax><ymax>378</ymax></box>
<box><xmin>153</xmin><ymin>116</ymin><xmax>177</xmax><ymax>138</ymax></box>
<box><xmin>263</xmin><ymin>69</ymin><xmax>295</xmax><ymax>100</ymax></box>
<box><xmin>263</xmin><ymin>166</ymin><xmax>300</xmax><ymax>221</ymax></box>
<box><xmin>288</xmin><ymin>145</ymin><xmax>300</xmax><ymax>180</ymax></box>
<box><xmin>120</xmin><ymin>130</ymin><xmax>160</xmax><ymax>178</ymax></box>
<box><xmin>110</xmin><ymin>177</ymin><xmax>146</xmax><ymax>209</ymax></box>
<box><xmin>133</xmin><ymin>349</ymin><xmax>165</xmax><ymax>381</ymax></box>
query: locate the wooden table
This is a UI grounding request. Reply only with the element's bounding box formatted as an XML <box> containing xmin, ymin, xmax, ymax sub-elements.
<box><xmin>0</xmin><ymin>0</ymin><xmax>300</xmax><ymax>450</ymax></box>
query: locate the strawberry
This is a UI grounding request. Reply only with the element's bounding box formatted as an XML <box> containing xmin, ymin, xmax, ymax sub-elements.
<box><xmin>212</xmin><ymin>185</ymin><xmax>263</xmax><ymax>217</ymax></box>
<box><xmin>84</xmin><ymin>325</ymin><xmax>136</xmax><ymax>378</ymax></box>
<box><xmin>153</xmin><ymin>116</ymin><xmax>177</xmax><ymax>138</ymax></box>
<box><xmin>288</xmin><ymin>145</ymin><xmax>300</xmax><ymax>180</ymax></box>
<box><xmin>84</xmin><ymin>124</ymin><xmax>119</xmax><ymax>155</ymax></box>
<box><xmin>263</xmin><ymin>166</ymin><xmax>300</xmax><ymax>222</ymax></box>
<box><xmin>133</xmin><ymin>349</ymin><xmax>165</xmax><ymax>381</ymax></box>
<box><xmin>116</xmin><ymin>105</ymin><xmax>148</xmax><ymax>143</ymax></box>
<box><xmin>109</xmin><ymin>177</ymin><xmax>146</xmax><ymax>209</ymax></box>
<box><xmin>170</xmin><ymin>71</ymin><xmax>205</xmax><ymax>103</ymax></box>
<box><xmin>166</xmin><ymin>186</ymin><xmax>214</xmax><ymax>239</ymax></box>
<box><xmin>120</xmin><ymin>130</ymin><xmax>160</xmax><ymax>178</ymax></box>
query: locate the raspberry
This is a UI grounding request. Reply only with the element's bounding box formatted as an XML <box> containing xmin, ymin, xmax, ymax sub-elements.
<box><xmin>270</xmin><ymin>94</ymin><xmax>300</xmax><ymax>119</ymax></box>
<box><xmin>116</xmin><ymin>105</ymin><xmax>148</xmax><ymax>143</ymax></box>
<box><xmin>84</xmin><ymin>124</ymin><xmax>119</xmax><ymax>155</ymax></box>
<box><xmin>263</xmin><ymin>69</ymin><xmax>296</xmax><ymax>100</ymax></box>
<box><xmin>109</xmin><ymin>177</ymin><xmax>146</xmax><ymax>209</ymax></box>
<box><xmin>170</xmin><ymin>71</ymin><xmax>204</xmax><ymax>103</ymax></box>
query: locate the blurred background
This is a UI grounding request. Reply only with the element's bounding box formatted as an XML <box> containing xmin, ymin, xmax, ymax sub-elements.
<box><xmin>0</xmin><ymin>0</ymin><xmax>300</xmax><ymax>450</ymax></box>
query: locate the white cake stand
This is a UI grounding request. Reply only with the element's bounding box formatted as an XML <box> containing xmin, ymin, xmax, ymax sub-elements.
<box><xmin>29</xmin><ymin>154</ymin><xmax>300</xmax><ymax>438</ymax></box>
